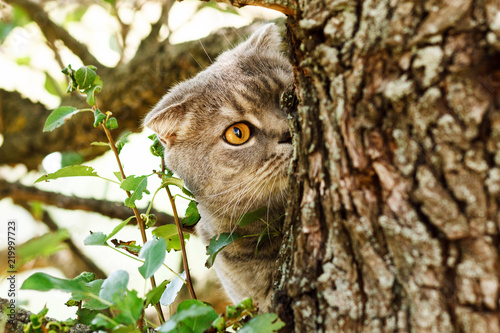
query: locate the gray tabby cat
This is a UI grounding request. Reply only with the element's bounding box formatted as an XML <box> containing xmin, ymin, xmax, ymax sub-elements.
<box><xmin>144</xmin><ymin>23</ymin><xmax>293</xmax><ymax>310</ymax></box>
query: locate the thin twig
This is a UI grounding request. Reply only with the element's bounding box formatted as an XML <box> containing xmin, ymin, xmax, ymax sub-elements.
<box><xmin>135</xmin><ymin>0</ymin><xmax>173</xmax><ymax>54</ymax></box>
<box><xmin>0</xmin><ymin>179</ymin><xmax>175</xmax><ymax>225</ymax></box>
<box><xmin>102</xmin><ymin>122</ymin><xmax>166</xmax><ymax>324</ymax></box>
<box><xmin>45</xmin><ymin>40</ymin><xmax>66</xmax><ymax>71</ymax></box>
<box><xmin>161</xmin><ymin>159</ymin><xmax>197</xmax><ymax>300</ymax></box>
<box><xmin>110</xmin><ymin>1</ymin><xmax>128</xmax><ymax>64</ymax></box>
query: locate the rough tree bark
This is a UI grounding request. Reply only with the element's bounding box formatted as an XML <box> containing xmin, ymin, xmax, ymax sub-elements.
<box><xmin>273</xmin><ymin>0</ymin><xmax>500</xmax><ymax>332</ymax></box>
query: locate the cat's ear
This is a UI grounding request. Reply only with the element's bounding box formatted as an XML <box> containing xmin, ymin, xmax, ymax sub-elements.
<box><xmin>144</xmin><ymin>100</ymin><xmax>186</xmax><ymax>146</ymax></box>
<box><xmin>244</xmin><ymin>23</ymin><xmax>282</xmax><ymax>51</ymax></box>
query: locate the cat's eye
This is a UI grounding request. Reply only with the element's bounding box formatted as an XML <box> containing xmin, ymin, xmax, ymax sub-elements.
<box><xmin>224</xmin><ymin>123</ymin><xmax>251</xmax><ymax>145</ymax></box>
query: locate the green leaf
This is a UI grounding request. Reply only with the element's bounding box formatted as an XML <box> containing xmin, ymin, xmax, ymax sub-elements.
<box><xmin>256</xmin><ymin>228</ymin><xmax>271</xmax><ymax>256</ymax></box>
<box><xmin>75</xmin><ymin>65</ymin><xmax>97</xmax><ymax>90</ymax></box>
<box><xmin>144</xmin><ymin>213</ymin><xmax>157</xmax><ymax>228</ymax></box>
<box><xmin>161</xmin><ymin>174</ymin><xmax>195</xmax><ymax>197</ymax></box>
<box><xmin>113</xmin><ymin>171</ymin><xmax>123</xmax><ymax>182</ymax></box>
<box><xmin>182</xmin><ymin>201</ymin><xmax>200</xmax><ymax>226</ymax></box>
<box><xmin>115</xmin><ymin>131</ymin><xmax>131</xmax><ymax>154</ymax></box>
<box><xmin>60</xmin><ymin>151</ymin><xmax>84</xmax><ymax>167</ymax></box>
<box><xmin>16</xmin><ymin>56</ymin><xmax>31</xmax><ymax>66</ymax></box>
<box><xmin>120</xmin><ymin>175</ymin><xmax>149</xmax><ymax>208</ymax></box>
<box><xmin>70</xmin><ymin>279</ymin><xmax>108</xmax><ymax>310</ymax></box>
<box><xmin>35</xmin><ymin>165</ymin><xmax>99</xmax><ymax>183</ymax></box>
<box><xmin>160</xmin><ymin>271</ymin><xmax>186</xmax><ymax>306</ymax></box>
<box><xmin>65</xmin><ymin>6</ymin><xmax>88</xmax><ymax>22</ymax></box>
<box><xmin>91</xmin><ymin>314</ymin><xmax>116</xmax><ymax>330</ymax></box>
<box><xmin>152</xmin><ymin>224</ymin><xmax>190</xmax><ymax>252</ymax></box>
<box><xmin>205</xmin><ymin>233</ymin><xmax>242</xmax><ymax>268</ymax></box>
<box><xmin>76</xmin><ymin>308</ymin><xmax>99</xmax><ymax>325</ymax></box>
<box><xmin>106</xmin><ymin>117</ymin><xmax>118</xmax><ymax>130</ymax></box>
<box><xmin>72</xmin><ymin>272</ymin><xmax>96</xmax><ymax>284</ymax></box>
<box><xmin>111</xmin><ymin>240</ymin><xmax>141</xmax><ymax>256</ymax></box>
<box><xmin>90</xmin><ymin>141</ymin><xmax>110</xmax><ymax>147</ymax></box>
<box><xmin>158</xmin><ymin>300</ymin><xmax>218</xmax><ymax>333</ymax></box>
<box><xmin>161</xmin><ymin>176</ymin><xmax>185</xmax><ymax>189</ymax></box>
<box><xmin>225</xmin><ymin>298</ymin><xmax>255</xmax><ymax>319</ymax></box>
<box><xmin>211</xmin><ymin>316</ymin><xmax>226</xmax><ymax>332</ymax></box>
<box><xmin>239</xmin><ymin>313</ymin><xmax>285</xmax><ymax>333</ymax></box>
<box><xmin>93</xmin><ymin>109</ymin><xmax>106</xmax><ymax>127</ymax></box>
<box><xmin>106</xmin><ymin>216</ymin><xmax>134</xmax><ymax>241</ymax></box>
<box><xmin>84</xmin><ymin>232</ymin><xmax>107</xmax><ymax>246</ymax></box>
<box><xmin>99</xmin><ymin>270</ymin><xmax>129</xmax><ymax>303</ymax></box>
<box><xmin>237</xmin><ymin>207</ymin><xmax>267</xmax><ymax>227</ymax></box>
<box><xmin>61</xmin><ymin>64</ymin><xmax>78</xmax><ymax>92</ymax></box>
<box><xmin>149</xmin><ymin>134</ymin><xmax>165</xmax><ymax>157</ymax></box>
<box><xmin>61</xmin><ymin>64</ymin><xmax>73</xmax><ymax>76</ymax></box>
<box><xmin>85</xmin><ymin>82</ymin><xmax>102</xmax><ymax>106</ymax></box>
<box><xmin>144</xmin><ymin>280</ymin><xmax>169</xmax><ymax>307</ymax></box>
<box><xmin>114</xmin><ymin>289</ymin><xmax>143</xmax><ymax>325</ymax></box>
<box><xmin>12</xmin><ymin>6</ymin><xmax>31</xmax><ymax>26</ymax></box>
<box><xmin>182</xmin><ymin>187</ymin><xmax>195</xmax><ymax>198</ymax></box>
<box><xmin>43</xmin><ymin>106</ymin><xmax>80</xmax><ymax>132</ymax></box>
<box><xmin>236</xmin><ymin>297</ymin><xmax>254</xmax><ymax>311</ymax></box>
<box><xmin>17</xmin><ymin>230</ymin><xmax>69</xmax><ymax>268</ymax></box>
<box><xmin>138</xmin><ymin>238</ymin><xmax>166</xmax><ymax>278</ymax></box>
<box><xmin>44</xmin><ymin>72</ymin><xmax>63</xmax><ymax>96</ymax></box>
<box><xmin>21</xmin><ymin>272</ymin><xmax>86</xmax><ymax>293</ymax></box>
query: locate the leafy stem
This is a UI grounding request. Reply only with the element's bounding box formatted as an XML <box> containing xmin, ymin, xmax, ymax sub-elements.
<box><xmin>96</xmin><ymin>176</ymin><xmax>121</xmax><ymax>185</ymax></box>
<box><xmin>101</xmin><ymin>117</ymin><xmax>165</xmax><ymax>324</ymax></box>
<box><xmin>106</xmin><ymin>245</ymin><xmax>186</xmax><ymax>283</ymax></box>
<box><xmin>161</xmin><ymin>158</ymin><xmax>197</xmax><ymax>300</ymax></box>
<box><xmin>145</xmin><ymin>185</ymin><xmax>163</xmax><ymax>216</ymax></box>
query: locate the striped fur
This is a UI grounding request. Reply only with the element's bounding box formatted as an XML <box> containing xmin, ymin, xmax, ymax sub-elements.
<box><xmin>145</xmin><ymin>23</ymin><xmax>293</xmax><ymax>311</ymax></box>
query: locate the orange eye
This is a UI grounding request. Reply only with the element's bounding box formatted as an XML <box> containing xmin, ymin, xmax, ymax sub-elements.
<box><xmin>224</xmin><ymin>123</ymin><xmax>251</xmax><ymax>145</ymax></box>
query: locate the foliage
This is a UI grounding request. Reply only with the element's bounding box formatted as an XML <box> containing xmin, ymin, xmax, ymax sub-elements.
<box><xmin>205</xmin><ymin>233</ymin><xmax>243</xmax><ymax>268</ymax></box>
<box><xmin>16</xmin><ymin>230</ymin><xmax>70</xmax><ymax>269</ymax></box>
<box><xmin>23</xmin><ymin>306</ymin><xmax>77</xmax><ymax>333</ymax></box>
<box><xmin>18</xmin><ymin>64</ymin><xmax>284</xmax><ymax>332</ymax></box>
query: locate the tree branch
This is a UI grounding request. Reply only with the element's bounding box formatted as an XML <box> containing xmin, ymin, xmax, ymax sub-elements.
<box><xmin>209</xmin><ymin>0</ymin><xmax>297</xmax><ymax>16</ymax></box>
<box><xmin>4</xmin><ymin>0</ymin><xmax>103</xmax><ymax>67</ymax></box>
<box><xmin>0</xmin><ymin>179</ymin><xmax>176</xmax><ymax>226</ymax></box>
<box><xmin>0</xmin><ymin>24</ymin><xmax>258</xmax><ymax>169</ymax></box>
<box><xmin>136</xmin><ymin>0</ymin><xmax>174</xmax><ymax>52</ymax></box>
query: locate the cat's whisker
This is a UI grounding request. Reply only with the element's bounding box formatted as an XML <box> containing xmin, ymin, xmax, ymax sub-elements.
<box><xmin>199</xmin><ymin>156</ymin><xmax>284</xmax><ymax>200</ymax></box>
<box><xmin>203</xmin><ymin>175</ymin><xmax>259</xmax><ymax>228</ymax></box>
<box><xmin>199</xmin><ymin>173</ymin><xmax>257</xmax><ymax>203</ymax></box>
<box><xmin>221</xmin><ymin>30</ymin><xmax>235</xmax><ymax>49</ymax></box>
<box><xmin>188</xmin><ymin>52</ymin><xmax>205</xmax><ymax>70</ymax></box>
<box><xmin>266</xmin><ymin>173</ymin><xmax>279</xmax><ymax>222</ymax></box>
<box><xmin>232</xmin><ymin>163</ymin><xmax>283</xmax><ymax>224</ymax></box>
<box><xmin>230</xmin><ymin>26</ymin><xmax>245</xmax><ymax>43</ymax></box>
<box><xmin>199</xmin><ymin>40</ymin><xmax>213</xmax><ymax>64</ymax></box>
<box><xmin>227</xmin><ymin>175</ymin><xmax>265</xmax><ymax>224</ymax></box>
<box><xmin>228</xmin><ymin>178</ymin><xmax>268</xmax><ymax>234</ymax></box>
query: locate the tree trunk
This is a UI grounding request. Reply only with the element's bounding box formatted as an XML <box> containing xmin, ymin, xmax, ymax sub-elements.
<box><xmin>274</xmin><ymin>0</ymin><xmax>500</xmax><ymax>332</ymax></box>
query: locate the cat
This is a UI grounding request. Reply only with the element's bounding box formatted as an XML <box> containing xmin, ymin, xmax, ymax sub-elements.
<box><xmin>144</xmin><ymin>23</ymin><xmax>293</xmax><ymax>311</ymax></box>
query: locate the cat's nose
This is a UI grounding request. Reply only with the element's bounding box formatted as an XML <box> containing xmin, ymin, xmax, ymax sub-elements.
<box><xmin>278</xmin><ymin>131</ymin><xmax>292</xmax><ymax>144</ymax></box>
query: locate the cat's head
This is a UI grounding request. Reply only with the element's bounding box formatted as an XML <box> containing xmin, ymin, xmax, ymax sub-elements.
<box><xmin>144</xmin><ymin>23</ymin><xmax>293</xmax><ymax>217</ymax></box>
